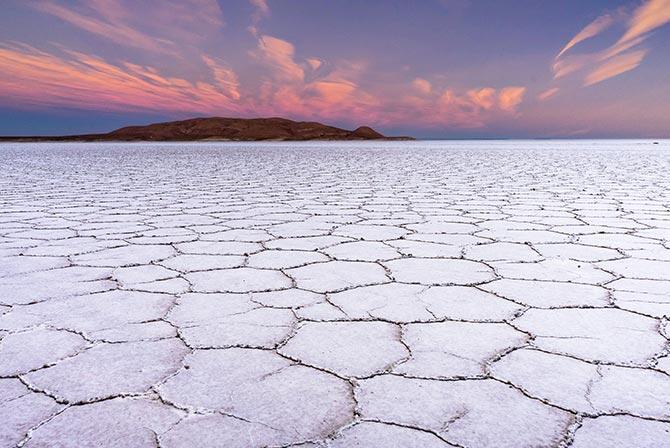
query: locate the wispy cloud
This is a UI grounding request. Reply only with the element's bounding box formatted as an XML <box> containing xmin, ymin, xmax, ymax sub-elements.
<box><xmin>253</xmin><ymin>35</ymin><xmax>305</xmax><ymax>82</ymax></box>
<box><xmin>202</xmin><ymin>55</ymin><xmax>241</xmax><ymax>100</ymax></box>
<box><xmin>249</xmin><ymin>0</ymin><xmax>270</xmax><ymax>20</ymax></box>
<box><xmin>32</xmin><ymin>0</ymin><xmax>224</xmax><ymax>54</ymax></box>
<box><xmin>240</xmin><ymin>1</ymin><xmax>527</xmax><ymax>128</ymax></box>
<box><xmin>34</xmin><ymin>1</ymin><xmax>171</xmax><ymax>53</ymax></box>
<box><xmin>584</xmin><ymin>49</ymin><xmax>647</xmax><ymax>86</ymax></box>
<box><xmin>0</xmin><ymin>39</ymin><xmax>527</xmax><ymax>129</ymax></box>
<box><xmin>0</xmin><ymin>44</ymin><xmax>240</xmax><ymax>113</ymax></box>
<box><xmin>552</xmin><ymin>56</ymin><xmax>588</xmax><ymax>79</ymax></box>
<box><xmin>598</xmin><ymin>0</ymin><xmax>670</xmax><ymax>65</ymax></box>
<box><xmin>248</xmin><ymin>0</ymin><xmax>270</xmax><ymax>36</ymax></box>
<box><xmin>617</xmin><ymin>0</ymin><xmax>670</xmax><ymax>47</ymax></box>
<box><xmin>1</xmin><ymin>1</ymin><xmax>529</xmax><ymax>132</ymax></box>
<box><xmin>556</xmin><ymin>14</ymin><xmax>615</xmax><ymax>59</ymax></box>
<box><xmin>538</xmin><ymin>87</ymin><xmax>559</xmax><ymax>101</ymax></box>
<box><xmin>552</xmin><ymin>0</ymin><xmax>670</xmax><ymax>86</ymax></box>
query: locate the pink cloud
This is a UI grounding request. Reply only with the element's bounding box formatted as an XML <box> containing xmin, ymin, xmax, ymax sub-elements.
<box><xmin>14</xmin><ymin>0</ymin><xmax>531</xmax><ymax>132</ymax></box>
<box><xmin>32</xmin><ymin>0</ymin><xmax>224</xmax><ymax>53</ymax></box>
<box><xmin>498</xmin><ymin>87</ymin><xmax>526</xmax><ymax>112</ymax></box>
<box><xmin>34</xmin><ymin>1</ymin><xmax>170</xmax><ymax>53</ymax></box>
<box><xmin>202</xmin><ymin>55</ymin><xmax>241</xmax><ymax>100</ymax></box>
<box><xmin>254</xmin><ymin>35</ymin><xmax>305</xmax><ymax>82</ymax></box>
<box><xmin>556</xmin><ymin>14</ymin><xmax>615</xmax><ymax>59</ymax></box>
<box><xmin>248</xmin><ymin>0</ymin><xmax>270</xmax><ymax>36</ymax></box>
<box><xmin>552</xmin><ymin>0</ymin><xmax>670</xmax><ymax>87</ymax></box>
<box><xmin>467</xmin><ymin>88</ymin><xmax>497</xmax><ymax>110</ymax></box>
<box><xmin>0</xmin><ymin>30</ymin><xmax>527</xmax><ymax>132</ymax></box>
<box><xmin>412</xmin><ymin>78</ymin><xmax>432</xmax><ymax>94</ymax></box>
<box><xmin>249</xmin><ymin>0</ymin><xmax>270</xmax><ymax>19</ymax></box>
<box><xmin>386</xmin><ymin>85</ymin><xmax>527</xmax><ymax>129</ymax></box>
<box><xmin>248</xmin><ymin>33</ymin><xmax>527</xmax><ymax>128</ymax></box>
<box><xmin>617</xmin><ymin>0</ymin><xmax>670</xmax><ymax>49</ymax></box>
<box><xmin>307</xmin><ymin>58</ymin><xmax>323</xmax><ymax>71</ymax></box>
<box><xmin>308</xmin><ymin>80</ymin><xmax>356</xmax><ymax>103</ymax></box>
<box><xmin>538</xmin><ymin>87</ymin><xmax>559</xmax><ymax>101</ymax></box>
<box><xmin>0</xmin><ymin>44</ymin><xmax>240</xmax><ymax>113</ymax></box>
<box><xmin>584</xmin><ymin>49</ymin><xmax>647</xmax><ymax>86</ymax></box>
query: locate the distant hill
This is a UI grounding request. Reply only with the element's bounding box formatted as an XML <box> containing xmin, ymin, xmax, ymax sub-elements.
<box><xmin>0</xmin><ymin>117</ymin><xmax>414</xmax><ymax>141</ymax></box>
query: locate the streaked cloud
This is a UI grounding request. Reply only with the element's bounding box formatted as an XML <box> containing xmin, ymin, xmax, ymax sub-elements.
<box><xmin>202</xmin><ymin>55</ymin><xmax>241</xmax><ymax>100</ymax></box>
<box><xmin>34</xmin><ymin>1</ymin><xmax>170</xmax><ymax>53</ymax></box>
<box><xmin>0</xmin><ymin>38</ymin><xmax>525</xmax><ymax>131</ymax></box>
<box><xmin>0</xmin><ymin>43</ymin><xmax>240</xmax><ymax>113</ymax></box>
<box><xmin>599</xmin><ymin>35</ymin><xmax>647</xmax><ymax>60</ymax></box>
<box><xmin>601</xmin><ymin>0</ymin><xmax>670</xmax><ymax>63</ymax></box>
<box><xmin>32</xmin><ymin>0</ymin><xmax>224</xmax><ymax>53</ymax></box>
<box><xmin>556</xmin><ymin>14</ymin><xmax>615</xmax><ymax>59</ymax></box>
<box><xmin>2</xmin><ymin>1</ymin><xmax>530</xmax><ymax>132</ymax></box>
<box><xmin>552</xmin><ymin>0</ymin><xmax>670</xmax><ymax>86</ymax></box>
<box><xmin>552</xmin><ymin>56</ymin><xmax>587</xmax><ymax>80</ymax></box>
<box><xmin>584</xmin><ymin>49</ymin><xmax>647</xmax><ymax>86</ymax></box>
<box><xmin>538</xmin><ymin>87</ymin><xmax>559</xmax><ymax>101</ymax></box>
<box><xmin>617</xmin><ymin>0</ymin><xmax>670</xmax><ymax>47</ymax></box>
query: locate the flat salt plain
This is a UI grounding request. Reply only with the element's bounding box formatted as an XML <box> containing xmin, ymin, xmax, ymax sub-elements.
<box><xmin>1</xmin><ymin>140</ymin><xmax>670</xmax><ymax>447</ymax></box>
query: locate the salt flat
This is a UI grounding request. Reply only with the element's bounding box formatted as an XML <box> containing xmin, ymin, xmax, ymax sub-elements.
<box><xmin>1</xmin><ymin>140</ymin><xmax>669</xmax><ymax>447</ymax></box>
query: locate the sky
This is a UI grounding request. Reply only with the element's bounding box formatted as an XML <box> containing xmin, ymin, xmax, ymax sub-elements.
<box><xmin>0</xmin><ymin>0</ymin><xmax>669</xmax><ymax>138</ymax></box>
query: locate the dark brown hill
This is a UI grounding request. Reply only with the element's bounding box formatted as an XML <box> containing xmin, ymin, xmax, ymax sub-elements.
<box><xmin>1</xmin><ymin>117</ymin><xmax>414</xmax><ymax>141</ymax></box>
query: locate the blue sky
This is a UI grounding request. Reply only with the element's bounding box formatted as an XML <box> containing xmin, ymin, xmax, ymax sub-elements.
<box><xmin>1</xmin><ymin>0</ymin><xmax>669</xmax><ymax>137</ymax></box>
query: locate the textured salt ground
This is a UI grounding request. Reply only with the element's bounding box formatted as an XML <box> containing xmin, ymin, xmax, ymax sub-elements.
<box><xmin>1</xmin><ymin>140</ymin><xmax>670</xmax><ymax>447</ymax></box>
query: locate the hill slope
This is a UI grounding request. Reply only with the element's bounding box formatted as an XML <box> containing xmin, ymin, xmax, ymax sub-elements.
<box><xmin>1</xmin><ymin>117</ymin><xmax>413</xmax><ymax>141</ymax></box>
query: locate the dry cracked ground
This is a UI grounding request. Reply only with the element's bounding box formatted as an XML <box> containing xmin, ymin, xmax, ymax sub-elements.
<box><xmin>1</xmin><ymin>141</ymin><xmax>670</xmax><ymax>447</ymax></box>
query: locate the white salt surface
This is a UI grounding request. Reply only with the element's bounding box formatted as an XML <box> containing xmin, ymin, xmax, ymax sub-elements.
<box><xmin>1</xmin><ymin>140</ymin><xmax>670</xmax><ymax>447</ymax></box>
